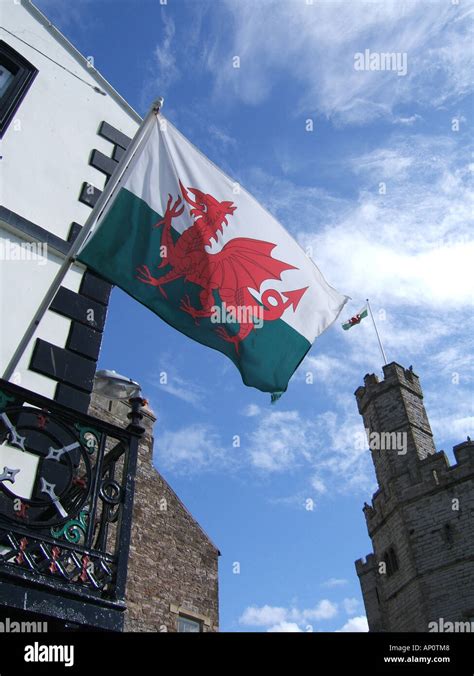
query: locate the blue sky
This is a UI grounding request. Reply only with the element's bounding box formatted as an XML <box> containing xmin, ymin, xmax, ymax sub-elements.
<box><xmin>36</xmin><ymin>0</ymin><xmax>473</xmax><ymax>632</ymax></box>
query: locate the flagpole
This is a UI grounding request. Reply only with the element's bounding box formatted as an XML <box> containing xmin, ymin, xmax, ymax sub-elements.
<box><xmin>2</xmin><ymin>98</ymin><xmax>164</xmax><ymax>382</ymax></box>
<box><xmin>366</xmin><ymin>298</ymin><xmax>388</xmax><ymax>366</ymax></box>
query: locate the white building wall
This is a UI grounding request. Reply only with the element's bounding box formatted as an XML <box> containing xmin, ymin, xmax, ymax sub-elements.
<box><xmin>1</xmin><ymin>1</ymin><xmax>140</xmax><ymax>238</ymax></box>
<box><xmin>0</xmin><ymin>1</ymin><xmax>140</xmax><ymax>398</ymax></box>
<box><xmin>0</xmin><ymin>232</ymin><xmax>83</xmax><ymax>398</ymax></box>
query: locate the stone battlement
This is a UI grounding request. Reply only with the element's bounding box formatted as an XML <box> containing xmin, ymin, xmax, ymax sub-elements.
<box><xmin>355</xmin><ymin>362</ymin><xmax>423</xmax><ymax>415</ymax></box>
<box><xmin>363</xmin><ymin>442</ymin><xmax>474</xmax><ymax>533</ymax></box>
<box><xmin>355</xmin><ymin>553</ymin><xmax>377</xmax><ymax>576</ymax></box>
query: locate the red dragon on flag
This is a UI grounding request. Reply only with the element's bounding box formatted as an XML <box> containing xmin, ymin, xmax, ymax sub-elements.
<box><xmin>77</xmin><ymin>114</ymin><xmax>348</xmax><ymax>396</ymax></box>
<box><xmin>136</xmin><ymin>181</ymin><xmax>308</xmax><ymax>353</ymax></box>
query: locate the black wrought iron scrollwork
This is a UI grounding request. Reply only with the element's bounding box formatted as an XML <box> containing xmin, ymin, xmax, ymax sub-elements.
<box><xmin>99</xmin><ymin>479</ymin><xmax>121</xmax><ymax>505</ymax></box>
<box><xmin>0</xmin><ymin>380</ymin><xmax>142</xmax><ymax>608</ymax></box>
<box><xmin>0</xmin><ymin>406</ymin><xmax>92</xmax><ymax>529</ymax></box>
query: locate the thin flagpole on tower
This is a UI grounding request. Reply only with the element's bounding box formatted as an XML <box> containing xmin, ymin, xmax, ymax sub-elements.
<box><xmin>2</xmin><ymin>97</ymin><xmax>165</xmax><ymax>382</ymax></box>
<box><xmin>366</xmin><ymin>298</ymin><xmax>388</xmax><ymax>366</ymax></box>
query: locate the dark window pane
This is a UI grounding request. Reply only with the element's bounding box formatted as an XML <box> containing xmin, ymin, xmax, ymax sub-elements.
<box><xmin>0</xmin><ymin>41</ymin><xmax>38</xmax><ymax>137</ymax></box>
<box><xmin>0</xmin><ymin>64</ymin><xmax>14</xmax><ymax>97</ymax></box>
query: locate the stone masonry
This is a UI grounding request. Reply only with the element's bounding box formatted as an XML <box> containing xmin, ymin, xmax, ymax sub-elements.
<box><xmin>88</xmin><ymin>392</ymin><xmax>219</xmax><ymax>632</ymax></box>
<box><xmin>354</xmin><ymin>362</ymin><xmax>474</xmax><ymax>631</ymax></box>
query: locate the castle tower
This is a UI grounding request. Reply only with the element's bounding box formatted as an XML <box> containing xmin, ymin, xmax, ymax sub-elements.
<box><xmin>354</xmin><ymin>362</ymin><xmax>474</xmax><ymax>631</ymax></box>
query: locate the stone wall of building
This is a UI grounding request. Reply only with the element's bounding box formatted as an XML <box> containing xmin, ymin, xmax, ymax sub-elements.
<box><xmin>89</xmin><ymin>393</ymin><xmax>219</xmax><ymax>632</ymax></box>
<box><xmin>355</xmin><ymin>363</ymin><xmax>474</xmax><ymax>632</ymax></box>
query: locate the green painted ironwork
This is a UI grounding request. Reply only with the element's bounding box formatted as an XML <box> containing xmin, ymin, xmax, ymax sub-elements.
<box><xmin>74</xmin><ymin>424</ymin><xmax>101</xmax><ymax>454</ymax></box>
<box><xmin>50</xmin><ymin>510</ymin><xmax>88</xmax><ymax>544</ymax></box>
<box><xmin>0</xmin><ymin>390</ymin><xmax>15</xmax><ymax>412</ymax></box>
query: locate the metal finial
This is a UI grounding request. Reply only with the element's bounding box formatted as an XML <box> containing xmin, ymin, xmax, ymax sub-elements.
<box><xmin>153</xmin><ymin>97</ymin><xmax>165</xmax><ymax>113</ymax></box>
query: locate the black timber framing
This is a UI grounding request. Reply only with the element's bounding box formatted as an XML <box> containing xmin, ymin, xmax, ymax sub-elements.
<box><xmin>1</xmin><ymin>120</ymin><xmax>131</xmax><ymax>414</ymax></box>
<box><xmin>54</xmin><ymin>383</ymin><xmax>91</xmax><ymax>412</ymax></box>
<box><xmin>67</xmin><ymin>323</ymin><xmax>102</xmax><ymax>360</ymax></box>
<box><xmin>79</xmin><ymin>119</ymin><xmax>133</xmax><ymax>207</ymax></box>
<box><xmin>30</xmin><ymin>339</ymin><xmax>96</xmax><ymax>391</ymax></box>
<box><xmin>49</xmin><ymin>286</ymin><xmax>107</xmax><ymax>332</ymax></box>
<box><xmin>0</xmin><ymin>206</ymin><xmax>71</xmax><ymax>255</ymax></box>
<box><xmin>89</xmin><ymin>149</ymin><xmax>118</xmax><ymax>181</ymax></box>
<box><xmin>79</xmin><ymin>182</ymin><xmax>102</xmax><ymax>208</ymax></box>
<box><xmin>98</xmin><ymin>120</ymin><xmax>132</xmax><ymax>149</ymax></box>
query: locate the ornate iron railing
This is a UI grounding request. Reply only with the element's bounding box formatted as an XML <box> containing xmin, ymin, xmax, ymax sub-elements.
<box><xmin>0</xmin><ymin>378</ymin><xmax>144</xmax><ymax>630</ymax></box>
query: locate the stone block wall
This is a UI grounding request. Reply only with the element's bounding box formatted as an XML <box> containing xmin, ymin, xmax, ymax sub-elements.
<box><xmin>88</xmin><ymin>393</ymin><xmax>219</xmax><ymax>632</ymax></box>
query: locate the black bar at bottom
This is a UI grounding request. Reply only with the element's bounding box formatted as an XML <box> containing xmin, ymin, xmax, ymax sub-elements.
<box><xmin>0</xmin><ymin>631</ymin><xmax>471</xmax><ymax>675</ymax></box>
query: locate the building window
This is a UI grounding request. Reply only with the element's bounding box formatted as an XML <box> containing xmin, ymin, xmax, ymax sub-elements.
<box><xmin>384</xmin><ymin>546</ymin><xmax>399</xmax><ymax>577</ymax></box>
<box><xmin>0</xmin><ymin>41</ymin><xmax>38</xmax><ymax>138</ymax></box>
<box><xmin>177</xmin><ymin>614</ymin><xmax>202</xmax><ymax>633</ymax></box>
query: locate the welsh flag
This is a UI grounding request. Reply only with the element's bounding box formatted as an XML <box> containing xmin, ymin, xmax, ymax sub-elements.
<box><xmin>77</xmin><ymin>115</ymin><xmax>348</xmax><ymax>398</ymax></box>
<box><xmin>342</xmin><ymin>306</ymin><xmax>368</xmax><ymax>330</ymax></box>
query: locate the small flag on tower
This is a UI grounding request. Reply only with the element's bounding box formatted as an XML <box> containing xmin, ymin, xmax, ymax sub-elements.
<box><xmin>342</xmin><ymin>306</ymin><xmax>368</xmax><ymax>330</ymax></box>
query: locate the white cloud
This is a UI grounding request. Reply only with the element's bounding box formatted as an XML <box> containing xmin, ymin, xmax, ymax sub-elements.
<box><xmin>154</xmin><ymin>424</ymin><xmax>233</xmax><ymax>475</ymax></box>
<box><xmin>297</xmin><ymin>134</ymin><xmax>474</xmax><ymax>311</ymax></box>
<box><xmin>267</xmin><ymin>622</ymin><xmax>302</xmax><ymax>633</ymax></box>
<box><xmin>315</xmin><ymin>409</ymin><xmax>376</xmax><ymax>492</ymax></box>
<box><xmin>242</xmin><ymin>403</ymin><xmax>261</xmax><ymax>417</ymax></box>
<box><xmin>208</xmin><ymin>124</ymin><xmax>237</xmax><ymax>150</ymax></box>
<box><xmin>157</xmin><ymin>375</ymin><xmax>205</xmax><ymax>408</ymax></box>
<box><xmin>337</xmin><ymin>616</ymin><xmax>369</xmax><ymax>632</ymax></box>
<box><xmin>350</xmin><ymin>148</ymin><xmax>414</xmax><ymax>179</ymax></box>
<box><xmin>206</xmin><ymin>0</ymin><xmax>473</xmax><ymax>125</ymax></box>
<box><xmin>310</xmin><ymin>475</ymin><xmax>327</xmax><ymax>495</ymax></box>
<box><xmin>430</xmin><ymin>345</ymin><xmax>473</xmax><ymax>376</ymax></box>
<box><xmin>431</xmin><ymin>415</ymin><xmax>474</xmax><ymax>446</ymax></box>
<box><xmin>298</xmin><ymin>600</ymin><xmax>338</xmax><ymax>621</ymax></box>
<box><xmin>148</xmin><ymin>358</ymin><xmax>206</xmax><ymax>408</ymax></box>
<box><xmin>393</xmin><ymin>114</ymin><xmax>422</xmax><ymax>126</ymax></box>
<box><xmin>248</xmin><ymin>410</ymin><xmax>312</xmax><ymax>472</ymax></box>
<box><xmin>301</xmin><ymin>355</ymin><xmax>348</xmax><ymax>386</ymax></box>
<box><xmin>151</xmin><ymin>362</ymin><xmax>374</xmax><ymax>492</ymax></box>
<box><xmin>322</xmin><ymin>578</ymin><xmax>349</xmax><ymax>588</ymax></box>
<box><xmin>153</xmin><ymin>11</ymin><xmax>180</xmax><ymax>92</ymax></box>
<box><xmin>241</xmin><ymin>133</ymin><xmax>473</xmax><ymax>326</ymax></box>
<box><xmin>239</xmin><ymin>605</ymin><xmax>287</xmax><ymax>627</ymax></box>
<box><xmin>422</xmin><ymin>358</ymin><xmax>474</xmax><ymax>452</ymax></box>
<box><xmin>343</xmin><ymin>598</ymin><xmax>360</xmax><ymax>615</ymax></box>
<box><xmin>240</xmin><ymin>600</ymin><xmax>338</xmax><ymax>631</ymax></box>
<box><xmin>247</xmin><ymin>406</ymin><xmax>374</xmax><ymax>493</ymax></box>
<box><xmin>244</xmin><ymin>166</ymin><xmax>346</xmax><ymax>239</ymax></box>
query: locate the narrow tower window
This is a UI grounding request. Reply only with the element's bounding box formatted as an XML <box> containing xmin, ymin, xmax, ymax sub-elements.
<box><xmin>384</xmin><ymin>547</ymin><xmax>399</xmax><ymax>577</ymax></box>
<box><xmin>443</xmin><ymin>523</ymin><xmax>454</xmax><ymax>545</ymax></box>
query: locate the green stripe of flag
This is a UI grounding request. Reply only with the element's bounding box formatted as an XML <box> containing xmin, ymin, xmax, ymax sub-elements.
<box><xmin>78</xmin><ymin>188</ymin><xmax>312</xmax><ymax>394</ymax></box>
